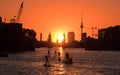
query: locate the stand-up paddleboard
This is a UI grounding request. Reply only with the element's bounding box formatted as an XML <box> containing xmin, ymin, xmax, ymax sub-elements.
<box><xmin>42</xmin><ymin>63</ymin><xmax>54</xmax><ymax>67</ymax></box>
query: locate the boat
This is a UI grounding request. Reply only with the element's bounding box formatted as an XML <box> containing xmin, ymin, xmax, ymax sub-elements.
<box><xmin>62</xmin><ymin>58</ymin><xmax>73</xmax><ymax>64</ymax></box>
<box><xmin>0</xmin><ymin>53</ymin><xmax>8</xmax><ymax>57</ymax></box>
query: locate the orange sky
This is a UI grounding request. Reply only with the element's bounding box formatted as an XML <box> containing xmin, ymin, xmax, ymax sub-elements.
<box><xmin>0</xmin><ymin>0</ymin><xmax>120</xmax><ymax>42</ymax></box>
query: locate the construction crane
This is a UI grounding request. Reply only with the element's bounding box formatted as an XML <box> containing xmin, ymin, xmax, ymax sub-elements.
<box><xmin>16</xmin><ymin>2</ymin><xmax>23</xmax><ymax>23</ymax></box>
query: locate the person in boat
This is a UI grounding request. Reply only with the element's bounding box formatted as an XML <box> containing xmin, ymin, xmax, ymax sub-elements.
<box><xmin>63</xmin><ymin>53</ymin><xmax>73</xmax><ymax>64</ymax></box>
<box><xmin>68</xmin><ymin>57</ymin><xmax>73</xmax><ymax>64</ymax></box>
<box><xmin>45</xmin><ymin>55</ymin><xmax>49</xmax><ymax>65</ymax></box>
<box><xmin>65</xmin><ymin>53</ymin><xmax>69</xmax><ymax>59</ymax></box>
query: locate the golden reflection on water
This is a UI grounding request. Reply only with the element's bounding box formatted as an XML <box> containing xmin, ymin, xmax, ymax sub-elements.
<box><xmin>35</xmin><ymin>47</ymin><xmax>103</xmax><ymax>75</ymax></box>
<box><xmin>52</xmin><ymin>47</ymin><xmax>66</xmax><ymax>75</ymax></box>
<box><xmin>58</xmin><ymin>47</ymin><xmax>64</xmax><ymax>56</ymax></box>
<box><xmin>52</xmin><ymin>64</ymin><xmax>66</xmax><ymax>75</ymax></box>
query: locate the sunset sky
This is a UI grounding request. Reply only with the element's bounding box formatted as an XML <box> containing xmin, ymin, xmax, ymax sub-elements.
<box><xmin>0</xmin><ymin>0</ymin><xmax>120</xmax><ymax>42</ymax></box>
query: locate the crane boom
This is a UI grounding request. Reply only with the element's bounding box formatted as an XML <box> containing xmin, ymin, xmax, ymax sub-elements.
<box><xmin>16</xmin><ymin>2</ymin><xmax>23</xmax><ymax>23</ymax></box>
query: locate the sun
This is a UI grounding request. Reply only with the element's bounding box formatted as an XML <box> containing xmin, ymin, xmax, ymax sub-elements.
<box><xmin>58</xmin><ymin>35</ymin><xmax>64</xmax><ymax>43</ymax></box>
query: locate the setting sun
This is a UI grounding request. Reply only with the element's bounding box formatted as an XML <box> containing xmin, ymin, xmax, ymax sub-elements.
<box><xmin>58</xmin><ymin>35</ymin><xmax>64</xmax><ymax>43</ymax></box>
<box><xmin>0</xmin><ymin>0</ymin><xmax>120</xmax><ymax>75</ymax></box>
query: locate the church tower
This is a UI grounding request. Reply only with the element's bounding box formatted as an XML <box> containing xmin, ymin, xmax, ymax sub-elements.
<box><xmin>47</xmin><ymin>32</ymin><xmax>52</xmax><ymax>43</ymax></box>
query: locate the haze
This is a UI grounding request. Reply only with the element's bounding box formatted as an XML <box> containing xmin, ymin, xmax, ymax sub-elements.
<box><xmin>0</xmin><ymin>0</ymin><xmax>120</xmax><ymax>42</ymax></box>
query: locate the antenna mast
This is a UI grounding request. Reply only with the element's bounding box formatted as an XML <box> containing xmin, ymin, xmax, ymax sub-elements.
<box><xmin>80</xmin><ymin>13</ymin><xmax>84</xmax><ymax>41</ymax></box>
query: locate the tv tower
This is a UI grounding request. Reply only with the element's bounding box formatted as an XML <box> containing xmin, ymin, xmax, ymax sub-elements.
<box><xmin>80</xmin><ymin>13</ymin><xmax>84</xmax><ymax>41</ymax></box>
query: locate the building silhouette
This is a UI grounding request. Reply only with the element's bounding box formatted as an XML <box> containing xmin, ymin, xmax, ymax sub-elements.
<box><xmin>47</xmin><ymin>32</ymin><xmax>52</xmax><ymax>43</ymax></box>
<box><xmin>0</xmin><ymin>17</ymin><xmax>22</xmax><ymax>51</ymax></box>
<box><xmin>62</xmin><ymin>33</ymin><xmax>66</xmax><ymax>44</ymax></box>
<box><xmin>47</xmin><ymin>32</ymin><xmax>52</xmax><ymax>48</ymax></box>
<box><xmin>85</xmin><ymin>25</ymin><xmax>120</xmax><ymax>50</ymax></box>
<box><xmin>67</xmin><ymin>32</ymin><xmax>75</xmax><ymax>43</ymax></box>
<box><xmin>40</xmin><ymin>33</ymin><xmax>42</xmax><ymax>41</ymax></box>
<box><xmin>0</xmin><ymin>16</ymin><xmax>36</xmax><ymax>52</ymax></box>
<box><xmin>0</xmin><ymin>17</ymin><xmax>2</xmax><ymax>23</ymax></box>
<box><xmin>82</xmin><ymin>32</ymin><xmax>87</xmax><ymax>42</ymax></box>
<box><xmin>98</xmin><ymin>25</ymin><xmax>120</xmax><ymax>50</ymax></box>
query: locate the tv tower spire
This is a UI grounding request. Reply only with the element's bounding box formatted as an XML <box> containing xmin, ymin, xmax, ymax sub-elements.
<box><xmin>80</xmin><ymin>13</ymin><xmax>84</xmax><ymax>41</ymax></box>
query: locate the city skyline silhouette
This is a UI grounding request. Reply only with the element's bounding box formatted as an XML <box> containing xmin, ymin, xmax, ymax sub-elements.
<box><xmin>0</xmin><ymin>0</ymin><xmax>120</xmax><ymax>42</ymax></box>
<box><xmin>0</xmin><ymin>1</ymin><xmax>120</xmax><ymax>75</ymax></box>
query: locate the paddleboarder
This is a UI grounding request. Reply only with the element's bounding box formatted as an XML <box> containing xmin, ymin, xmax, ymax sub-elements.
<box><xmin>45</xmin><ymin>55</ymin><xmax>49</xmax><ymax>65</ymax></box>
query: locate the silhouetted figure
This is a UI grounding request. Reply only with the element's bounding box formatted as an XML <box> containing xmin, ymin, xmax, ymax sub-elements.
<box><xmin>58</xmin><ymin>57</ymin><xmax>61</xmax><ymax>63</ymax></box>
<box><xmin>54</xmin><ymin>50</ymin><xmax>57</xmax><ymax>57</ymax></box>
<box><xmin>58</xmin><ymin>52</ymin><xmax>60</xmax><ymax>57</ymax></box>
<box><xmin>65</xmin><ymin>53</ymin><xmax>69</xmax><ymax>59</ymax></box>
<box><xmin>68</xmin><ymin>57</ymin><xmax>73</xmax><ymax>64</ymax></box>
<box><xmin>48</xmin><ymin>49</ymin><xmax>50</xmax><ymax>57</ymax></box>
<box><xmin>57</xmin><ymin>52</ymin><xmax>62</xmax><ymax>63</ymax></box>
<box><xmin>63</xmin><ymin>53</ymin><xmax>73</xmax><ymax>64</ymax></box>
<box><xmin>45</xmin><ymin>55</ymin><xmax>49</xmax><ymax>66</ymax></box>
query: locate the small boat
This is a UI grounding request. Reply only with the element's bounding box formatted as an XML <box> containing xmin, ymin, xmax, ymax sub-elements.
<box><xmin>0</xmin><ymin>53</ymin><xmax>8</xmax><ymax>57</ymax></box>
<box><xmin>63</xmin><ymin>53</ymin><xmax>73</xmax><ymax>64</ymax></box>
<box><xmin>63</xmin><ymin>58</ymin><xmax>73</xmax><ymax>64</ymax></box>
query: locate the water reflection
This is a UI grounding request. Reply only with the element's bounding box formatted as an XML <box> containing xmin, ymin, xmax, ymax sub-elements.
<box><xmin>57</xmin><ymin>47</ymin><xmax>64</xmax><ymax>63</ymax></box>
<box><xmin>58</xmin><ymin>47</ymin><xmax>64</xmax><ymax>56</ymax></box>
<box><xmin>0</xmin><ymin>47</ymin><xmax>119</xmax><ymax>75</ymax></box>
<box><xmin>52</xmin><ymin>64</ymin><xmax>66</xmax><ymax>75</ymax></box>
<box><xmin>41</xmin><ymin>47</ymin><xmax>66</xmax><ymax>75</ymax></box>
<box><xmin>52</xmin><ymin>47</ymin><xmax>66</xmax><ymax>75</ymax></box>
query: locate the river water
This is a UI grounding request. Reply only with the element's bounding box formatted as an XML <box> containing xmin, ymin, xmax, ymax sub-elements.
<box><xmin>0</xmin><ymin>47</ymin><xmax>120</xmax><ymax>75</ymax></box>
